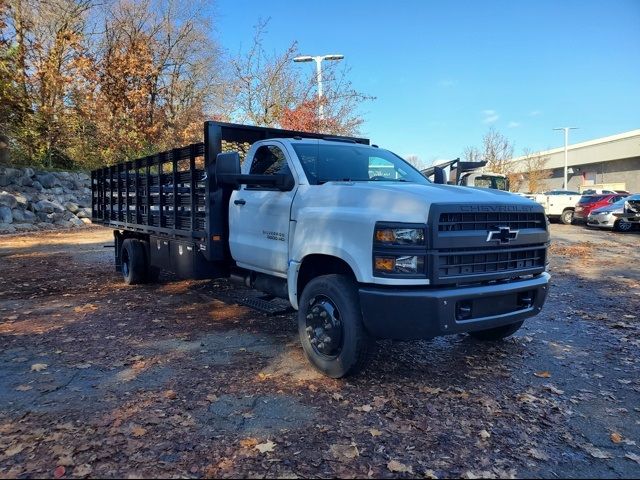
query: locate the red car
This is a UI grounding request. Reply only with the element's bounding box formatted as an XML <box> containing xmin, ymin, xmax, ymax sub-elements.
<box><xmin>574</xmin><ymin>194</ymin><xmax>628</xmax><ymax>223</ymax></box>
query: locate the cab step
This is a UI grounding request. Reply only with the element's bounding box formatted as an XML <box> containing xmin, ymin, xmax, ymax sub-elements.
<box><xmin>235</xmin><ymin>294</ymin><xmax>293</xmax><ymax>315</ymax></box>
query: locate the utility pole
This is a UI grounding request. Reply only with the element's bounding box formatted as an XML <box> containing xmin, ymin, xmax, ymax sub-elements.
<box><xmin>553</xmin><ymin>127</ymin><xmax>578</xmax><ymax>190</ymax></box>
<box><xmin>293</xmin><ymin>54</ymin><xmax>344</xmax><ymax>121</ymax></box>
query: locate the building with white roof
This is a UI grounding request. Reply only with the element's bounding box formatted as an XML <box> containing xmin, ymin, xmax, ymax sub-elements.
<box><xmin>509</xmin><ymin>129</ymin><xmax>640</xmax><ymax>193</ymax></box>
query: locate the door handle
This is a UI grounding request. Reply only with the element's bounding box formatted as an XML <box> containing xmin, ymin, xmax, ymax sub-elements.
<box><xmin>234</xmin><ymin>199</ymin><xmax>246</xmax><ymax>205</ymax></box>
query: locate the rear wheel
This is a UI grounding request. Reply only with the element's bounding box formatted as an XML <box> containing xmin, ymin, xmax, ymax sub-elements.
<box><xmin>561</xmin><ymin>209</ymin><xmax>574</xmax><ymax>225</ymax></box>
<box><xmin>298</xmin><ymin>274</ymin><xmax>372</xmax><ymax>378</ymax></box>
<box><xmin>469</xmin><ymin>321</ymin><xmax>524</xmax><ymax>341</ymax></box>
<box><xmin>121</xmin><ymin>238</ymin><xmax>147</xmax><ymax>285</ymax></box>
<box><xmin>614</xmin><ymin>219</ymin><xmax>633</xmax><ymax>232</ymax></box>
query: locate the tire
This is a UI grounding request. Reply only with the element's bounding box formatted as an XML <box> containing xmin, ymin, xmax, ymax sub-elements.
<box><xmin>560</xmin><ymin>209</ymin><xmax>574</xmax><ymax>225</ymax></box>
<box><xmin>298</xmin><ymin>274</ymin><xmax>372</xmax><ymax>378</ymax></box>
<box><xmin>139</xmin><ymin>240</ymin><xmax>160</xmax><ymax>282</ymax></box>
<box><xmin>121</xmin><ymin>238</ymin><xmax>147</xmax><ymax>285</ymax></box>
<box><xmin>469</xmin><ymin>321</ymin><xmax>524</xmax><ymax>341</ymax></box>
<box><xmin>614</xmin><ymin>219</ymin><xmax>633</xmax><ymax>232</ymax></box>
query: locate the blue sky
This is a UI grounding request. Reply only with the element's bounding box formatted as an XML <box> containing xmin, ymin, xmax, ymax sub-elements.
<box><xmin>213</xmin><ymin>0</ymin><xmax>640</xmax><ymax>166</ymax></box>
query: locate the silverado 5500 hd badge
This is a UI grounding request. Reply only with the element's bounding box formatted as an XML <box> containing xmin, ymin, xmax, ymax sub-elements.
<box><xmin>262</xmin><ymin>230</ymin><xmax>286</xmax><ymax>242</ymax></box>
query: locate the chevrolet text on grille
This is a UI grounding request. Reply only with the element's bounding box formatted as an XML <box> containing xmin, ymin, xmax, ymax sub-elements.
<box><xmin>460</xmin><ymin>205</ymin><xmax>535</xmax><ymax>212</ymax></box>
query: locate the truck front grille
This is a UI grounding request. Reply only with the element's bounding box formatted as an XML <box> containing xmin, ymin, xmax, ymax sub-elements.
<box><xmin>438</xmin><ymin>212</ymin><xmax>546</xmax><ymax>232</ymax></box>
<box><xmin>436</xmin><ymin>245</ymin><xmax>546</xmax><ymax>281</ymax></box>
<box><xmin>428</xmin><ymin>204</ymin><xmax>549</xmax><ymax>285</ymax></box>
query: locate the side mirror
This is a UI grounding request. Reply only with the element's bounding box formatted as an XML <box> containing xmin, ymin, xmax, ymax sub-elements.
<box><xmin>275</xmin><ymin>174</ymin><xmax>295</xmax><ymax>192</ymax></box>
<box><xmin>433</xmin><ymin>166</ymin><xmax>446</xmax><ymax>185</ymax></box>
<box><xmin>216</xmin><ymin>152</ymin><xmax>241</xmax><ymax>188</ymax></box>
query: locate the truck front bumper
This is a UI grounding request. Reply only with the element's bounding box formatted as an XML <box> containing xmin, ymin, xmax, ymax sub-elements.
<box><xmin>359</xmin><ymin>273</ymin><xmax>550</xmax><ymax>340</ymax></box>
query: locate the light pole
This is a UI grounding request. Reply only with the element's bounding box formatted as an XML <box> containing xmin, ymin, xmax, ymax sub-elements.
<box><xmin>293</xmin><ymin>54</ymin><xmax>344</xmax><ymax>121</ymax></box>
<box><xmin>553</xmin><ymin>127</ymin><xmax>578</xmax><ymax>190</ymax></box>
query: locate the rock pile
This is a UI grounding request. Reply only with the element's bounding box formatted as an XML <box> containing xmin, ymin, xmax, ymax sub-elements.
<box><xmin>0</xmin><ymin>166</ymin><xmax>92</xmax><ymax>234</ymax></box>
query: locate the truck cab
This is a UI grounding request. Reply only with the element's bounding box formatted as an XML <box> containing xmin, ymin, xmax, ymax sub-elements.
<box><xmin>92</xmin><ymin>122</ymin><xmax>550</xmax><ymax>378</ymax></box>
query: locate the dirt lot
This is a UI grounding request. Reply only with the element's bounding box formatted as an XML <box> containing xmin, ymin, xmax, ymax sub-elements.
<box><xmin>1</xmin><ymin>224</ymin><xmax>639</xmax><ymax>479</ymax></box>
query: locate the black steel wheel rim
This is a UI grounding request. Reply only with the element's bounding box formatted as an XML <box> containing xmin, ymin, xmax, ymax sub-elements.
<box><xmin>304</xmin><ymin>295</ymin><xmax>344</xmax><ymax>359</ymax></box>
<box><xmin>619</xmin><ymin>220</ymin><xmax>632</xmax><ymax>231</ymax></box>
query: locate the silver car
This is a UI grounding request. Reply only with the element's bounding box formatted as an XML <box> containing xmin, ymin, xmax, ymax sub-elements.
<box><xmin>587</xmin><ymin>198</ymin><xmax>633</xmax><ymax>231</ymax></box>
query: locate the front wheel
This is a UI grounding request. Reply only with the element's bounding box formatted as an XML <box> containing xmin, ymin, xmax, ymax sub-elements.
<box><xmin>298</xmin><ymin>275</ymin><xmax>372</xmax><ymax>378</ymax></box>
<box><xmin>469</xmin><ymin>321</ymin><xmax>524</xmax><ymax>341</ymax></box>
<box><xmin>614</xmin><ymin>219</ymin><xmax>633</xmax><ymax>232</ymax></box>
<box><xmin>561</xmin><ymin>209</ymin><xmax>574</xmax><ymax>225</ymax></box>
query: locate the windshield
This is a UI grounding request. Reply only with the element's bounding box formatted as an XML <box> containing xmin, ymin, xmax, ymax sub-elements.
<box><xmin>292</xmin><ymin>143</ymin><xmax>430</xmax><ymax>185</ymax></box>
<box><xmin>474</xmin><ymin>175</ymin><xmax>508</xmax><ymax>190</ymax></box>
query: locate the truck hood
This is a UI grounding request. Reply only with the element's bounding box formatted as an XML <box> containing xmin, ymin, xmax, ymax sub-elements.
<box><xmin>294</xmin><ymin>181</ymin><xmax>541</xmax><ymax>224</ymax></box>
<box><xmin>343</xmin><ymin>181</ymin><xmax>533</xmax><ymax>202</ymax></box>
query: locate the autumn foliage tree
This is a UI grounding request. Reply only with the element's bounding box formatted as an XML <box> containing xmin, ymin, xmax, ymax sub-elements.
<box><xmin>0</xmin><ymin>5</ymin><xmax>370</xmax><ymax>170</ymax></box>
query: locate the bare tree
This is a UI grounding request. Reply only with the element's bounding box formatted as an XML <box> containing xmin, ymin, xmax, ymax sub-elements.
<box><xmin>520</xmin><ymin>148</ymin><xmax>551</xmax><ymax>193</ymax></box>
<box><xmin>462</xmin><ymin>128</ymin><xmax>514</xmax><ymax>174</ymax></box>
<box><xmin>404</xmin><ymin>154</ymin><xmax>423</xmax><ymax>170</ymax></box>
<box><xmin>230</xmin><ymin>19</ymin><xmax>372</xmax><ymax>135</ymax></box>
<box><xmin>462</xmin><ymin>146</ymin><xmax>482</xmax><ymax>163</ymax></box>
<box><xmin>481</xmin><ymin>127</ymin><xmax>514</xmax><ymax>174</ymax></box>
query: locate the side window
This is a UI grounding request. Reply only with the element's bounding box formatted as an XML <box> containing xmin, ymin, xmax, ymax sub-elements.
<box><xmin>247</xmin><ymin>145</ymin><xmax>292</xmax><ymax>189</ymax></box>
<box><xmin>369</xmin><ymin>157</ymin><xmax>398</xmax><ymax>179</ymax></box>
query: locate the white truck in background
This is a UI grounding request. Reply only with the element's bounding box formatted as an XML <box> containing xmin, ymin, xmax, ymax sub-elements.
<box><xmin>527</xmin><ymin>191</ymin><xmax>582</xmax><ymax>224</ymax></box>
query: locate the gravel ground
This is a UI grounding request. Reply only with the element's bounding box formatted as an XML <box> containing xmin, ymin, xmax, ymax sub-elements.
<box><xmin>0</xmin><ymin>224</ymin><xmax>639</xmax><ymax>479</ymax></box>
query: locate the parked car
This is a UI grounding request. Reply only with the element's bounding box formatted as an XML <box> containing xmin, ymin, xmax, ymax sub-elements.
<box><xmin>613</xmin><ymin>194</ymin><xmax>640</xmax><ymax>229</ymax></box>
<box><xmin>586</xmin><ymin>198</ymin><xmax>634</xmax><ymax>231</ymax></box>
<box><xmin>574</xmin><ymin>194</ymin><xmax>627</xmax><ymax>223</ymax></box>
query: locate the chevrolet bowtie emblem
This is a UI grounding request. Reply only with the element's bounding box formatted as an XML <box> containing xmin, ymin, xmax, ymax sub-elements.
<box><xmin>486</xmin><ymin>226</ymin><xmax>519</xmax><ymax>244</ymax></box>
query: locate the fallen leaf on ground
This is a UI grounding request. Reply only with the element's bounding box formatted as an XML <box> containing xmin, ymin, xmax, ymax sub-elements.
<box><xmin>53</xmin><ymin>466</ymin><xmax>66</xmax><ymax>478</ymax></box>
<box><xmin>15</xmin><ymin>385</ymin><xmax>32</xmax><ymax>391</ymax></box>
<box><xmin>528</xmin><ymin>448</ymin><xmax>549</xmax><ymax>461</ymax></box>
<box><xmin>625</xmin><ymin>452</ymin><xmax>640</xmax><ymax>464</ymax></box>
<box><xmin>387</xmin><ymin>460</ymin><xmax>413</xmax><ymax>474</ymax></box>
<box><xmin>610</xmin><ymin>432</ymin><xmax>623</xmax><ymax>443</ymax></box>
<box><xmin>163</xmin><ymin>390</ymin><xmax>177</xmax><ymax>400</ymax></box>
<box><xmin>31</xmin><ymin>363</ymin><xmax>48</xmax><ymax>372</ymax></box>
<box><xmin>131</xmin><ymin>426</ymin><xmax>147</xmax><ymax>437</ymax></box>
<box><xmin>583</xmin><ymin>444</ymin><xmax>612</xmax><ymax>459</ymax></box>
<box><xmin>543</xmin><ymin>383</ymin><xmax>565</xmax><ymax>395</ymax></box>
<box><xmin>73</xmin><ymin>464</ymin><xmax>92</xmax><ymax>477</ymax></box>
<box><xmin>369</xmin><ymin>428</ymin><xmax>382</xmax><ymax>437</ymax></box>
<box><xmin>534</xmin><ymin>371</ymin><xmax>551</xmax><ymax>378</ymax></box>
<box><xmin>424</xmin><ymin>469</ymin><xmax>438</xmax><ymax>479</ymax></box>
<box><xmin>419</xmin><ymin>386</ymin><xmax>444</xmax><ymax>395</ymax></box>
<box><xmin>330</xmin><ymin>443</ymin><xmax>359</xmax><ymax>460</ymax></box>
<box><xmin>332</xmin><ymin>392</ymin><xmax>343</xmax><ymax>401</ymax></box>
<box><xmin>479</xmin><ymin>429</ymin><xmax>491</xmax><ymax>440</ymax></box>
<box><xmin>239</xmin><ymin>438</ymin><xmax>258</xmax><ymax>448</ymax></box>
<box><xmin>517</xmin><ymin>393</ymin><xmax>540</xmax><ymax>404</ymax></box>
<box><xmin>4</xmin><ymin>444</ymin><xmax>24</xmax><ymax>457</ymax></box>
<box><xmin>254</xmin><ymin>440</ymin><xmax>276</xmax><ymax>454</ymax></box>
<box><xmin>356</xmin><ymin>404</ymin><xmax>372</xmax><ymax>412</ymax></box>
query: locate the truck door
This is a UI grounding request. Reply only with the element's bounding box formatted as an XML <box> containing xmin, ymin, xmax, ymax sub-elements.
<box><xmin>229</xmin><ymin>143</ymin><xmax>297</xmax><ymax>275</ymax></box>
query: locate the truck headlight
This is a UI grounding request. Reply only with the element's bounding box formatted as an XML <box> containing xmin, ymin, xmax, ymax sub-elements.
<box><xmin>375</xmin><ymin>255</ymin><xmax>425</xmax><ymax>274</ymax></box>
<box><xmin>374</xmin><ymin>227</ymin><xmax>425</xmax><ymax>246</ymax></box>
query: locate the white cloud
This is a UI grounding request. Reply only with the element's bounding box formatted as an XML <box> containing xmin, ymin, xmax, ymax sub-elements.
<box><xmin>528</xmin><ymin>110</ymin><xmax>542</xmax><ymax>117</ymax></box>
<box><xmin>482</xmin><ymin>110</ymin><xmax>499</xmax><ymax>124</ymax></box>
<box><xmin>508</xmin><ymin>121</ymin><xmax>521</xmax><ymax>128</ymax></box>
